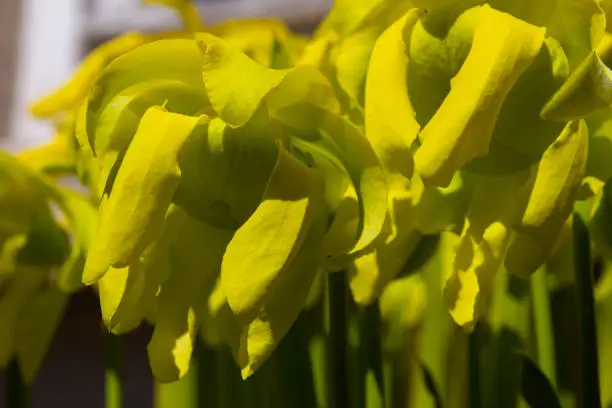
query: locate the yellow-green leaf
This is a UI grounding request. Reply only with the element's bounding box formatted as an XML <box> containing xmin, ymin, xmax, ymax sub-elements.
<box><xmin>414</xmin><ymin>5</ymin><xmax>545</xmax><ymax>186</ymax></box>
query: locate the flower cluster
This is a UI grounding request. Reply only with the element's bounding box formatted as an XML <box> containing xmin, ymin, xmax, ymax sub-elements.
<box><xmin>19</xmin><ymin>0</ymin><xmax>612</xmax><ymax>383</ymax></box>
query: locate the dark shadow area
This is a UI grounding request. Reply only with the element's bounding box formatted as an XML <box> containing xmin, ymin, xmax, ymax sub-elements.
<box><xmin>0</xmin><ymin>289</ymin><xmax>154</xmax><ymax>408</ymax></box>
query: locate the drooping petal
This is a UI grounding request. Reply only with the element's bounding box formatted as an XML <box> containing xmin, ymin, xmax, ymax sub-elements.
<box><xmin>105</xmin><ymin>207</ymin><xmax>182</xmax><ymax>334</ymax></box>
<box><xmin>197</xmin><ymin>33</ymin><xmax>288</xmax><ymax>127</ymax></box>
<box><xmin>83</xmin><ymin>107</ymin><xmax>204</xmax><ymax>284</ymax></box>
<box><xmin>237</xmin><ymin>184</ymin><xmax>327</xmax><ymax>379</ymax></box>
<box><xmin>505</xmin><ymin>120</ymin><xmax>588</xmax><ymax>278</ymax></box>
<box><xmin>197</xmin><ymin>33</ymin><xmax>338</xmax><ymax>128</ymax></box>
<box><xmin>93</xmin><ymin>80</ymin><xmax>206</xmax><ymax>198</ymax></box>
<box><xmin>348</xmin><ymin>9</ymin><xmax>424</xmax><ymax>304</ymax></box>
<box><xmin>414</xmin><ymin>5</ymin><xmax>545</xmax><ymax>186</ymax></box>
<box><xmin>221</xmin><ymin>144</ymin><xmax>315</xmax><ymax>324</ymax></box>
<box><xmin>444</xmin><ymin>171</ymin><xmax>531</xmax><ymax>328</ymax></box>
<box><xmin>148</xmin><ymin>209</ymin><xmax>232</xmax><ymax>382</ymax></box>
<box><xmin>221</xmin><ymin>145</ymin><xmax>327</xmax><ymax>378</ymax></box>
<box><xmin>467</xmin><ymin>37</ymin><xmax>569</xmax><ymax>174</ymax></box>
<box><xmin>81</xmin><ymin>38</ymin><xmax>205</xmax><ymax>154</ymax></box>
<box><xmin>541</xmin><ymin>48</ymin><xmax>612</xmax><ymax>121</ymax></box>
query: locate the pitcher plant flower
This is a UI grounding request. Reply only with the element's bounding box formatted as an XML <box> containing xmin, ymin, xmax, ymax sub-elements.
<box><xmin>18</xmin><ymin>0</ymin><xmax>612</xmax><ymax>392</ymax></box>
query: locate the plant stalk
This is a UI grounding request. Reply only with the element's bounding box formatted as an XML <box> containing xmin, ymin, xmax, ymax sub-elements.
<box><xmin>329</xmin><ymin>272</ymin><xmax>349</xmax><ymax>408</ymax></box>
<box><xmin>572</xmin><ymin>214</ymin><xmax>602</xmax><ymax>408</ymax></box>
<box><xmin>105</xmin><ymin>333</ymin><xmax>122</xmax><ymax>408</ymax></box>
<box><xmin>531</xmin><ymin>268</ymin><xmax>557</xmax><ymax>389</ymax></box>
<box><xmin>468</xmin><ymin>329</ymin><xmax>481</xmax><ymax>408</ymax></box>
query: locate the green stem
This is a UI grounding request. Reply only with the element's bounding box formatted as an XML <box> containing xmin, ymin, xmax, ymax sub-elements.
<box><xmin>197</xmin><ymin>341</ymin><xmax>217</xmax><ymax>408</ymax></box>
<box><xmin>5</xmin><ymin>358</ymin><xmax>28</xmax><ymax>408</ymax></box>
<box><xmin>346</xmin><ymin>300</ymin><xmax>364</xmax><ymax>408</ymax></box>
<box><xmin>308</xmin><ymin>272</ymin><xmax>330</xmax><ymax>408</ymax></box>
<box><xmin>105</xmin><ymin>333</ymin><xmax>122</xmax><ymax>408</ymax></box>
<box><xmin>446</xmin><ymin>329</ymin><xmax>467</xmax><ymax>408</ymax></box>
<box><xmin>361</xmin><ymin>303</ymin><xmax>384</xmax><ymax>408</ymax></box>
<box><xmin>329</xmin><ymin>272</ymin><xmax>349</xmax><ymax>408</ymax></box>
<box><xmin>468</xmin><ymin>329</ymin><xmax>481</xmax><ymax>408</ymax></box>
<box><xmin>274</xmin><ymin>312</ymin><xmax>318</xmax><ymax>408</ymax></box>
<box><xmin>309</xmin><ymin>333</ymin><xmax>329</xmax><ymax>408</ymax></box>
<box><xmin>382</xmin><ymin>355</ymin><xmax>393</xmax><ymax>408</ymax></box>
<box><xmin>572</xmin><ymin>214</ymin><xmax>602</xmax><ymax>408</ymax></box>
<box><xmin>531</xmin><ymin>268</ymin><xmax>557</xmax><ymax>389</ymax></box>
<box><xmin>215</xmin><ymin>347</ymin><xmax>241</xmax><ymax>408</ymax></box>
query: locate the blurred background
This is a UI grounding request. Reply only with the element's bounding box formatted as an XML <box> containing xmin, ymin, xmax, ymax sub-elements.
<box><xmin>0</xmin><ymin>1</ymin><xmax>330</xmax><ymax>406</ymax></box>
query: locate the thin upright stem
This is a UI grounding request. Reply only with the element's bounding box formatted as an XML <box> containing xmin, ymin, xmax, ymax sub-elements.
<box><xmin>329</xmin><ymin>272</ymin><xmax>349</xmax><ymax>408</ymax></box>
<box><xmin>105</xmin><ymin>333</ymin><xmax>123</xmax><ymax>408</ymax></box>
<box><xmin>531</xmin><ymin>268</ymin><xmax>557</xmax><ymax>389</ymax></box>
<box><xmin>468</xmin><ymin>329</ymin><xmax>481</xmax><ymax>408</ymax></box>
<box><xmin>572</xmin><ymin>214</ymin><xmax>602</xmax><ymax>408</ymax></box>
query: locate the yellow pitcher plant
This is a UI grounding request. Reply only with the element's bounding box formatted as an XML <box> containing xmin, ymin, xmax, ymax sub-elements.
<box><xmin>3</xmin><ymin>0</ymin><xmax>612</xmax><ymax>407</ymax></box>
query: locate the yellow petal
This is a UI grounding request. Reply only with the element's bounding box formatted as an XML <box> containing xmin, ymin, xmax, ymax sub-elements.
<box><xmin>444</xmin><ymin>171</ymin><xmax>531</xmax><ymax>327</ymax></box>
<box><xmin>83</xmin><ymin>107</ymin><xmax>204</xmax><ymax>283</ymax></box>
<box><xmin>414</xmin><ymin>5</ymin><xmax>545</xmax><ymax>186</ymax></box>
<box><xmin>506</xmin><ymin>120</ymin><xmax>588</xmax><ymax>278</ymax></box>
<box><xmin>221</xmin><ymin>144</ymin><xmax>314</xmax><ymax>324</ymax></box>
